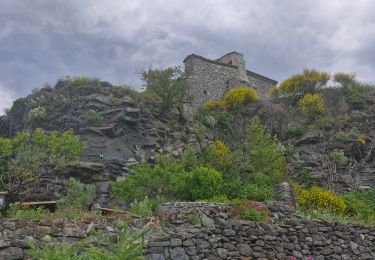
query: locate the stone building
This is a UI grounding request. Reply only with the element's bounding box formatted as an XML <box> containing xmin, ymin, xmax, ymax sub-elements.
<box><xmin>183</xmin><ymin>51</ymin><xmax>277</xmax><ymax>110</ymax></box>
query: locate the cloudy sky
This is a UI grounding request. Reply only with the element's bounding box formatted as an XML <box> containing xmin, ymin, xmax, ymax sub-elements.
<box><xmin>1</xmin><ymin>0</ymin><xmax>375</xmax><ymax>113</ymax></box>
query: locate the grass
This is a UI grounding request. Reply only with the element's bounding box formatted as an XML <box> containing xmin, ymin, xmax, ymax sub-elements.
<box><xmin>68</xmin><ymin>76</ymin><xmax>100</xmax><ymax>87</ymax></box>
<box><xmin>6</xmin><ymin>203</ymin><xmax>98</xmax><ymax>220</ymax></box>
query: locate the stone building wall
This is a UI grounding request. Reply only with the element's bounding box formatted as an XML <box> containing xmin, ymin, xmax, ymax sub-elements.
<box><xmin>183</xmin><ymin>53</ymin><xmax>278</xmax><ymax>113</ymax></box>
<box><xmin>247</xmin><ymin>71</ymin><xmax>278</xmax><ymax>97</ymax></box>
<box><xmin>184</xmin><ymin>55</ymin><xmax>240</xmax><ymax>109</ymax></box>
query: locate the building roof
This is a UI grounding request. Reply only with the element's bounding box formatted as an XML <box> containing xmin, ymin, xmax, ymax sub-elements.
<box><xmin>183</xmin><ymin>53</ymin><xmax>238</xmax><ymax>69</ymax></box>
<box><xmin>246</xmin><ymin>70</ymin><xmax>278</xmax><ymax>85</ymax></box>
<box><xmin>216</xmin><ymin>51</ymin><xmax>243</xmax><ymax>61</ymax></box>
<box><xmin>183</xmin><ymin>53</ymin><xmax>278</xmax><ymax>85</ymax></box>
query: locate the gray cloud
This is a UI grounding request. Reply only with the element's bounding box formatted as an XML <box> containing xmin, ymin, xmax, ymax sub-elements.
<box><xmin>1</xmin><ymin>0</ymin><xmax>375</xmax><ymax>113</ymax></box>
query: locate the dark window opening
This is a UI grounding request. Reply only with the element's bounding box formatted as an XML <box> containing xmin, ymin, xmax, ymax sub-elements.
<box><xmin>203</xmin><ymin>90</ymin><xmax>208</xmax><ymax>95</ymax></box>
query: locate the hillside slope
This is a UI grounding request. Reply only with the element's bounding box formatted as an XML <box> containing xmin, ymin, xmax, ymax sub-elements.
<box><xmin>0</xmin><ymin>77</ymin><xmax>374</xmax><ymax>205</ymax></box>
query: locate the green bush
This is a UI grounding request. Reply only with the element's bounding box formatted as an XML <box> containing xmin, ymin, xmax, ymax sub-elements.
<box><xmin>314</xmin><ymin>115</ymin><xmax>348</xmax><ymax>130</ymax></box>
<box><xmin>28</xmin><ymin>107</ymin><xmax>47</xmax><ymax>123</ymax></box>
<box><xmin>111</xmin><ymin>96</ymin><xmax>122</xmax><ymax>105</ymax></box>
<box><xmin>343</xmin><ymin>188</ymin><xmax>375</xmax><ymax>220</ymax></box>
<box><xmin>282</xmin><ymin>144</ymin><xmax>295</xmax><ymax>157</ymax></box>
<box><xmin>7</xmin><ymin>203</ymin><xmax>47</xmax><ymax>219</ymax></box>
<box><xmin>29</xmin><ymin>95</ymin><xmax>47</xmax><ymax>108</ymax></box>
<box><xmin>233</xmin><ymin>199</ymin><xmax>269</xmax><ymax>223</ymax></box>
<box><xmin>335</xmin><ymin>131</ymin><xmax>348</xmax><ymax>142</ymax></box>
<box><xmin>348</xmin><ymin>89</ymin><xmax>365</xmax><ymax>110</ymax></box>
<box><xmin>204</xmin><ymin>115</ymin><xmax>217</xmax><ymax>129</ymax></box>
<box><xmin>29</xmin><ymin>242</ymin><xmax>78</xmax><ymax>260</ymax></box>
<box><xmin>286</xmin><ymin>123</ymin><xmax>306</xmax><ymax>136</ymax></box>
<box><xmin>329</xmin><ymin>149</ymin><xmax>347</xmax><ymax>166</ymax></box>
<box><xmin>239</xmin><ymin>207</ymin><xmax>265</xmax><ymax>222</ymax></box>
<box><xmin>29</xmin><ymin>222</ymin><xmax>148</xmax><ymax>260</ymax></box>
<box><xmin>0</xmin><ymin>129</ymin><xmax>84</xmax><ymax>202</ymax></box>
<box><xmin>335</xmin><ymin>127</ymin><xmax>360</xmax><ymax>142</ymax></box>
<box><xmin>111</xmin><ymin>158</ymin><xmax>184</xmax><ymax>202</ymax></box>
<box><xmin>129</xmin><ymin>197</ymin><xmax>154</xmax><ymax>217</ymax></box>
<box><xmin>57</xmin><ymin>178</ymin><xmax>96</xmax><ymax>211</ymax></box>
<box><xmin>240</xmin><ymin>184</ymin><xmax>274</xmax><ymax>202</ymax></box>
<box><xmin>182</xmin><ymin>166</ymin><xmax>225</xmax><ymax>201</ymax></box>
<box><xmin>83</xmin><ymin>109</ymin><xmax>103</xmax><ymax>123</ymax></box>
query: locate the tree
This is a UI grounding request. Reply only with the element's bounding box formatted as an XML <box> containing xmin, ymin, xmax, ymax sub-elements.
<box><xmin>141</xmin><ymin>66</ymin><xmax>188</xmax><ymax>115</ymax></box>
<box><xmin>0</xmin><ymin>128</ymin><xmax>84</xmax><ymax>202</ymax></box>
<box><xmin>244</xmin><ymin>117</ymin><xmax>287</xmax><ymax>183</ymax></box>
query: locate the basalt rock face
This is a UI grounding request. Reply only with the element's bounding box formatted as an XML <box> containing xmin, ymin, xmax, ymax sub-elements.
<box><xmin>219</xmin><ymin>95</ymin><xmax>375</xmax><ymax>192</ymax></box>
<box><xmin>0</xmin><ymin>82</ymin><xmax>186</xmax><ymax>206</ymax></box>
<box><xmin>288</xmin><ymin>113</ymin><xmax>375</xmax><ymax>192</ymax></box>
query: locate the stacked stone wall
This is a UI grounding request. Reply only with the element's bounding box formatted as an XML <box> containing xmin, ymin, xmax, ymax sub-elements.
<box><xmin>1</xmin><ymin>203</ymin><xmax>375</xmax><ymax>259</ymax></box>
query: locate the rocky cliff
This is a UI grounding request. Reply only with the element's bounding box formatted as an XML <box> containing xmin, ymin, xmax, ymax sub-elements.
<box><xmin>0</xmin><ymin>80</ymin><xmax>188</xmax><ymax>206</ymax></box>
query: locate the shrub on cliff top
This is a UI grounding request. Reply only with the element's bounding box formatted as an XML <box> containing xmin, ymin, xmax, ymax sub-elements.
<box><xmin>68</xmin><ymin>76</ymin><xmax>100</xmax><ymax>87</ymax></box>
<box><xmin>141</xmin><ymin>66</ymin><xmax>188</xmax><ymax>115</ymax></box>
<box><xmin>223</xmin><ymin>86</ymin><xmax>258</xmax><ymax>109</ymax></box>
<box><xmin>278</xmin><ymin>68</ymin><xmax>330</xmax><ymax>102</ymax></box>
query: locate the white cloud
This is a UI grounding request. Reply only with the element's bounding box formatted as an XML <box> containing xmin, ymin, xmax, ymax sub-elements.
<box><xmin>0</xmin><ymin>83</ymin><xmax>15</xmax><ymax>115</ymax></box>
<box><xmin>0</xmin><ymin>0</ymin><xmax>375</xmax><ymax>97</ymax></box>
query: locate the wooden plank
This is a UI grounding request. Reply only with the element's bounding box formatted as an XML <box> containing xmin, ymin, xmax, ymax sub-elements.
<box><xmin>21</xmin><ymin>201</ymin><xmax>57</xmax><ymax>206</ymax></box>
<box><xmin>100</xmin><ymin>207</ymin><xmax>126</xmax><ymax>214</ymax></box>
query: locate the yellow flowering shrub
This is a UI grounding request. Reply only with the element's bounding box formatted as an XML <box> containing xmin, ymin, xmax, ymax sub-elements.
<box><xmin>212</xmin><ymin>140</ymin><xmax>230</xmax><ymax>162</ymax></box>
<box><xmin>357</xmin><ymin>136</ymin><xmax>366</xmax><ymax>144</ymax></box>
<box><xmin>298</xmin><ymin>93</ymin><xmax>325</xmax><ymax>117</ymax></box>
<box><xmin>223</xmin><ymin>86</ymin><xmax>258</xmax><ymax>109</ymax></box>
<box><xmin>278</xmin><ymin>68</ymin><xmax>330</xmax><ymax>99</ymax></box>
<box><xmin>296</xmin><ymin>185</ymin><xmax>347</xmax><ymax>214</ymax></box>
<box><xmin>204</xmin><ymin>100</ymin><xmax>225</xmax><ymax>110</ymax></box>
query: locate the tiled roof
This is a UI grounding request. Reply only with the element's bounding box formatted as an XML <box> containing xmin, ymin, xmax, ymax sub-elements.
<box><xmin>183</xmin><ymin>53</ymin><xmax>277</xmax><ymax>85</ymax></box>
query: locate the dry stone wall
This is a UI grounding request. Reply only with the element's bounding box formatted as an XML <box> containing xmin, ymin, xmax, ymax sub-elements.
<box><xmin>146</xmin><ymin>203</ymin><xmax>375</xmax><ymax>260</ymax></box>
<box><xmin>1</xmin><ymin>203</ymin><xmax>375</xmax><ymax>259</ymax></box>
